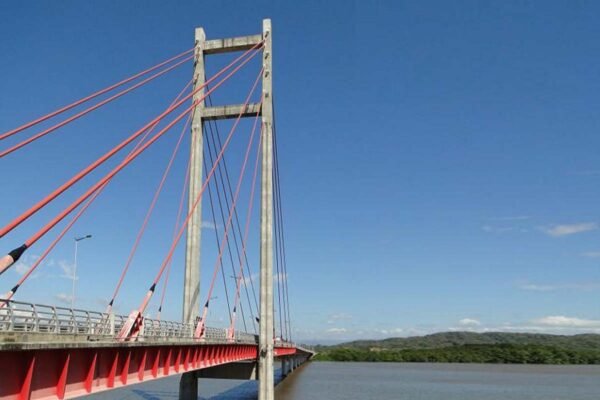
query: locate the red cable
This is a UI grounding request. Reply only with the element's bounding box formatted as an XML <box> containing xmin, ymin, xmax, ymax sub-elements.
<box><xmin>157</xmin><ymin>137</ymin><xmax>193</xmax><ymax>319</ymax></box>
<box><xmin>107</xmin><ymin>110</ymin><xmax>192</xmax><ymax>312</ymax></box>
<box><xmin>24</xmin><ymin>56</ymin><xmax>253</xmax><ymax>248</ymax></box>
<box><xmin>117</xmin><ymin>67</ymin><xmax>263</xmax><ymax>339</ymax></box>
<box><xmin>0</xmin><ymin>55</ymin><xmax>194</xmax><ymax>158</ymax></box>
<box><xmin>0</xmin><ymin>43</ymin><xmax>263</xmax><ymax>239</ymax></box>
<box><xmin>29</xmin><ymin>50</ymin><xmax>261</xmax><ymax>249</ymax></box>
<box><xmin>1</xmin><ymin>80</ymin><xmax>193</xmax><ymax>301</ymax></box>
<box><xmin>0</xmin><ymin>48</ymin><xmax>194</xmax><ymax>142</ymax></box>
<box><xmin>230</xmin><ymin>114</ymin><xmax>263</xmax><ymax>337</ymax></box>
<box><xmin>196</xmin><ymin>85</ymin><xmax>263</xmax><ymax>336</ymax></box>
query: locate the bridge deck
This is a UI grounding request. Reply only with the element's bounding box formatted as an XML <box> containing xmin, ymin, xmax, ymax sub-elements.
<box><xmin>0</xmin><ymin>300</ymin><xmax>312</xmax><ymax>400</ymax></box>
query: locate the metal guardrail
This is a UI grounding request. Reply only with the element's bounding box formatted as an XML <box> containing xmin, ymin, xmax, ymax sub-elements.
<box><xmin>296</xmin><ymin>343</ymin><xmax>316</xmax><ymax>352</ymax></box>
<box><xmin>0</xmin><ymin>300</ymin><xmax>294</xmax><ymax>347</ymax></box>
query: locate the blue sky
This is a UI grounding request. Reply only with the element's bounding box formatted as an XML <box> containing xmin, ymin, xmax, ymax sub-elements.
<box><xmin>1</xmin><ymin>1</ymin><xmax>600</xmax><ymax>343</ymax></box>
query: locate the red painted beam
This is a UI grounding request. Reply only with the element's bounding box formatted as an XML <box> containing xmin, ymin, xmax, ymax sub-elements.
<box><xmin>56</xmin><ymin>353</ymin><xmax>69</xmax><ymax>400</ymax></box>
<box><xmin>0</xmin><ymin>344</ymin><xmax>293</xmax><ymax>400</ymax></box>
<box><xmin>274</xmin><ymin>347</ymin><xmax>296</xmax><ymax>357</ymax></box>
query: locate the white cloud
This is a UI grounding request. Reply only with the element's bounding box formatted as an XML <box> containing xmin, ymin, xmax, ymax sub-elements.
<box><xmin>318</xmin><ymin>326</ymin><xmax>405</xmax><ymax>340</ymax></box>
<box><xmin>519</xmin><ymin>283</ymin><xmax>556</xmax><ymax>291</ymax></box>
<box><xmin>488</xmin><ymin>216</ymin><xmax>531</xmax><ymax>221</ymax></box>
<box><xmin>273</xmin><ymin>272</ymin><xmax>288</xmax><ymax>284</ymax></box>
<box><xmin>531</xmin><ymin>315</ymin><xmax>600</xmax><ymax>328</ymax></box>
<box><xmin>58</xmin><ymin>260</ymin><xmax>76</xmax><ymax>280</ymax></box>
<box><xmin>55</xmin><ymin>293</ymin><xmax>73</xmax><ymax>304</ymax></box>
<box><xmin>301</xmin><ymin>313</ymin><xmax>600</xmax><ymax>342</ymax></box>
<box><xmin>15</xmin><ymin>262</ymin><xmax>30</xmax><ymax>276</ymax></box>
<box><xmin>327</xmin><ymin>313</ymin><xmax>353</xmax><ymax>324</ymax></box>
<box><xmin>458</xmin><ymin>318</ymin><xmax>481</xmax><ymax>327</ymax></box>
<box><xmin>447</xmin><ymin>314</ymin><xmax>600</xmax><ymax>335</ymax></box>
<box><xmin>581</xmin><ymin>251</ymin><xmax>600</xmax><ymax>258</ymax></box>
<box><xmin>518</xmin><ymin>282</ymin><xmax>600</xmax><ymax>292</ymax></box>
<box><xmin>447</xmin><ymin>316</ymin><xmax>600</xmax><ymax>335</ymax></box>
<box><xmin>94</xmin><ymin>297</ymin><xmax>110</xmax><ymax>308</ymax></box>
<box><xmin>201</xmin><ymin>221</ymin><xmax>218</xmax><ymax>230</ymax></box>
<box><xmin>241</xmin><ymin>273</ymin><xmax>257</xmax><ymax>286</ymax></box>
<box><xmin>481</xmin><ymin>225</ymin><xmax>514</xmax><ymax>233</ymax></box>
<box><xmin>12</xmin><ymin>254</ymin><xmax>40</xmax><ymax>276</ymax></box>
<box><xmin>570</xmin><ymin>170</ymin><xmax>600</xmax><ymax>176</ymax></box>
<box><xmin>377</xmin><ymin>328</ymin><xmax>403</xmax><ymax>335</ymax></box>
<box><xmin>482</xmin><ymin>216</ymin><xmax>531</xmax><ymax>234</ymax></box>
<box><xmin>540</xmin><ymin>222</ymin><xmax>597</xmax><ymax>237</ymax></box>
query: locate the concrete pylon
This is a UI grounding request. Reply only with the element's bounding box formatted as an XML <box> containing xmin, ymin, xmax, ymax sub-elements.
<box><xmin>258</xmin><ymin>18</ymin><xmax>275</xmax><ymax>400</ymax></box>
<box><xmin>179</xmin><ymin>19</ymin><xmax>274</xmax><ymax>400</ymax></box>
<box><xmin>180</xmin><ymin>27</ymin><xmax>205</xmax><ymax>400</ymax></box>
<box><xmin>183</xmin><ymin>27</ymin><xmax>206</xmax><ymax>326</ymax></box>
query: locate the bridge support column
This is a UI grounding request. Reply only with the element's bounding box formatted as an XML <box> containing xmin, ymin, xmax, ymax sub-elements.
<box><xmin>259</xmin><ymin>18</ymin><xmax>275</xmax><ymax>400</ymax></box>
<box><xmin>180</xmin><ymin>26</ymin><xmax>206</xmax><ymax>400</ymax></box>
<box><xmin>183</xmin><ymin>27</ymin><xmax>206</xmax><ymax>327</ymax></box>
<box><xmin>282</xmin><ymin>357</ymin><xmax>293</xmax><ymax>377</ymax></box>
<box><xmin>179</xmin><ymin>371</ymin><xmax>198</xmax><ymax>400</ymax></box>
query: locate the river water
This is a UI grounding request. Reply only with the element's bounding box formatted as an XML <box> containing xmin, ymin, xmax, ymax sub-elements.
<box><xmin>86</xmin><ymin>362</ymin><xmax>600</xmax><ymax>399</ymax></box>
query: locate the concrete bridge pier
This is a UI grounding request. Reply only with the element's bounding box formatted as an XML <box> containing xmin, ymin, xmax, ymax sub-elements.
<box><xmin>281</xmin><ymin>353</ymin><xmax>311</xmax><ymax>379</ymax></box>
<box><xmin>283</xmin><ymin>357</ymin><xmax>296</xmax><ymax>377</ymax></box>
<box><xmin>282</xmin><ymin>358</ymin><xmax>290</xmax><ymax>377</ymax></box>
<box><xmin>178</xmin><ymin>353</ymin><xmax>311</xmax><ymax>400</ymax></box>
<box><xmin>179</xmin><ymin>372</ymin><xmax>198</xmax><ymax>400</ymax></box>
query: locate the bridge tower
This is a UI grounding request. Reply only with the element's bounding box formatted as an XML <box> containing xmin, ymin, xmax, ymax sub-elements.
<box><xmin>180</xmin><ymin>19</ymin><xmax>275</xmax><ymax>400</ymax></box>
<box><xmin>258</xmin><ymin>18</ymin><xmax>275</xmax><ymax>400</ymax></box>
<box><xmin>183</xmin><ymin>27</ymin><xmax>206</xmax><ymax>327</ymax></box>
<box><xmin>179</xmin><ymin>27</ymin><xmax>206</xmax><ymax>399</ymax></box>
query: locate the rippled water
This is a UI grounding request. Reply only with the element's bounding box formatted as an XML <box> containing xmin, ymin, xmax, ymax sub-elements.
<box><xmin>86</xmin><ymin>362</ymin><xmax>600</xmax><ymax>399</ymax></box>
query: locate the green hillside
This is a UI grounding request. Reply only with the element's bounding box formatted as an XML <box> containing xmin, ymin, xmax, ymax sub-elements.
<box><xmin>314</xmin><ymin>332</ymin><xmax>600</xmax><ymax>364</ymax></box>
<box><xmin>324</xmin><ymin>332</ymin><xmax>600</xmax><ymax>351</ymax></box>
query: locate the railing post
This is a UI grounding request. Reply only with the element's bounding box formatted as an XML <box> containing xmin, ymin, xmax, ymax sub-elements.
<box><xmin>8</xmin><ymin>303</ymin><xmax>14</xmax><ymax>331</ymax></box>
<box><xmin>86</xmin><ymin>311</ymin><xmax>91</xmax><ymax>334</ymax></box>
<box><xmin>109</xmin><ymin>312</ymin><xmax>115</xmax><ymax>336</ymax></box>
<box><xmin>53</xmin><ymin>306</ymin><xmax>59</xmax><ymax>333</ymax></box>
<box><xmin>69</xmin><ymin>306</ymin><xmax>75</xmax><ymax>333</ymax></box>
<box><xmin>33</xmin><ymin>305</ymin><xmax>39</xmax><ymax>333</ymax></box>
<box><xmin>139</xmin><ymin>317</ymin><xmax>145</xmax><ymax>339</ymax></box>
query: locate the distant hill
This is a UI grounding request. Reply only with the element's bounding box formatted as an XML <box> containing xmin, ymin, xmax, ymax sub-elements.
<box><xmin>321</xmin><ymin>331</ymin><xmax>600</xmax><ymax>352</ymax></box>
<box><xmin>314</xmin><ymin>332</ymin><xmax>600</xmax><ymax>364</ymax></box>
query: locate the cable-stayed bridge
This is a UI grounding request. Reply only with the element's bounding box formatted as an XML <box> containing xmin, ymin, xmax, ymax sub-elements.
<box><xmin>0</xmin><ymin>19</ymin><xmax>313</xmax><ymax>400</ymax></box>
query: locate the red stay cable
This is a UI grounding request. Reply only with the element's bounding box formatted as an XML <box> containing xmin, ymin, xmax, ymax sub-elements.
<box><xmin>156</xmin><ymin>136</ymin><xmax>193</xmax><ymax>320</ymax></box>
<box><xmin>0</xmin><ymin>47</ymin><xmax>262</xmax><ymax>276</ymax></box>
<box><xmin>0</xmin><ymin>48</ymin><xmax>193</xmax><ymax>142</ymax></box>
<box><xmin>0</xmin><ymin>80</ymin><xmax>193</xmax><ymax>302</ymax></box>
<box><xmin>195</xmin><ymin>93</ymin><xmax>262</xmax><ymax>338</ymax></box>
<box><xmin>0</xmin><ymin>54</ymin><xmax>194</xmax><ymax>158</ymax></box>
<box><xmin>106</xmin><ymin>110</ymin><xmax>192</xmax><ymax>313</ymax></box>
<box><xmin>117</xmin><ymin>67</ymin><xmax>263</xmax><ymax>340</ymax></box>
<box><xmin>229</xmin><ymin>116</ymin><xmax>263</xmax><ymax>339</ymax></box>
<box><xmin>0</xmin><ymin>42</ymin><xmax>263</xmax><ymax>240</ymax></box>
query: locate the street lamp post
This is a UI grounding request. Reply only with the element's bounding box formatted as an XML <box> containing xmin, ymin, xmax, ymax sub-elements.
<box><xmin>72</xmin><ymin>234</ymin><xmax>92</xmax><ymax>309</ymax></box>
